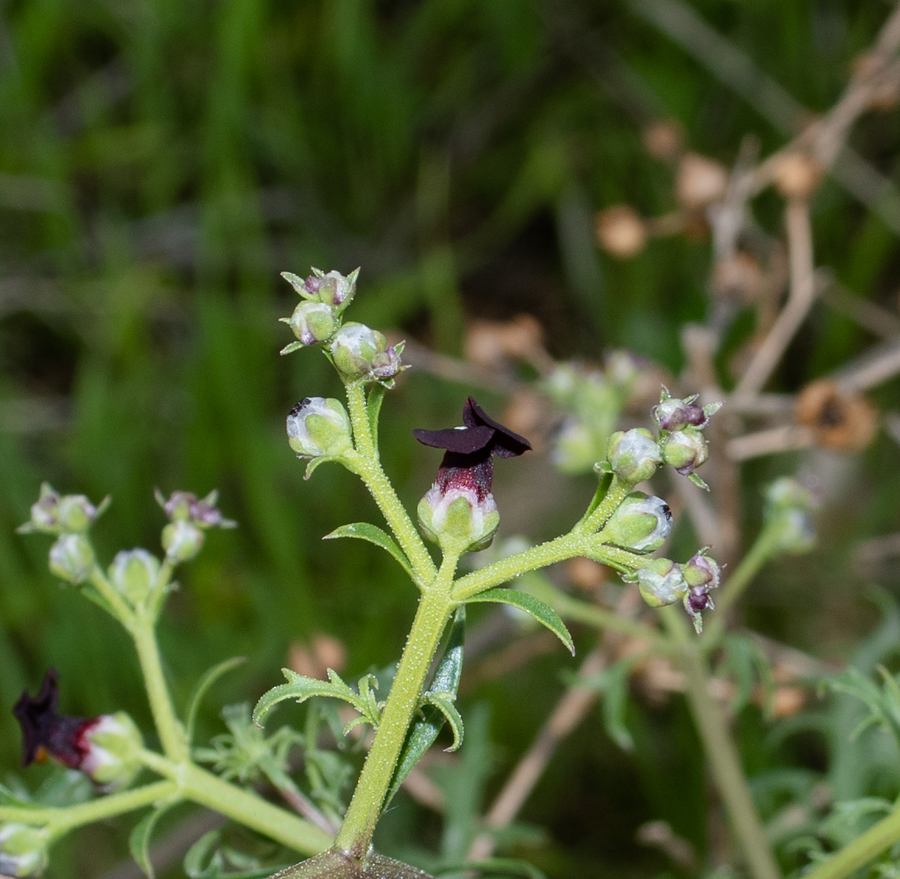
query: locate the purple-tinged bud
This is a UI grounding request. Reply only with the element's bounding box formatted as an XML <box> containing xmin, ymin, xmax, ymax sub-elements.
<box><xmin>282</xmin><ymin>267</ymin><xmax>359</xmax><ymax>315</ymax></box>
<box><xmin>660</xmin><ymin>428</ymin><xmax>709</xmax><ymax>475</ymax></box>
<box><xmin>155</xmin><ymin>490</ymin><xmax>235</xmax><ymax>529</ymax></box>
<box><xmin>286</xmin><ymin>397</ymin><xmax>353</xmax><ymax>459</ymax></box>
<box><xmin>654</xmin><ymin>387</ymin><xmax>722</xmax><ymax>432</ymax></box>
<box><xmin>417</xmin><ymin>482</ymin><xmax>500</xmax><ymax>554</ymax></box>
<box><xmin>281</xmin><ymin>301</ymin><xmax>338</xmax><ymax>349</ymax></box>
<box><xmin>606</xmin><ymin>428</ymin><xmax>662</xmax><ymax>484</ymax></box>
<box><xmin>0</xmin><ymin>824</ymin><xmax>49</xmax><ymax>877</ymax></box>
<box><xmin>108</xmin><ymin>549</ymin><xmax>160</xmax><ymax>605</ymax></box>
<box><xmin>598</xmin><ymin>492</ymin><xmax>671</xmax><ymax>553</ymax></box>
<box><xmin>630</xmin><ymin>557</ymin><xmax>687</xmax><ymax>608</ymax></box>
<box><xmin>48</xmin><ymin>534</ymin><xmax>94</xmax><ymax>584</ymax></box>
<box><xmin>329</xmin><ymin>322</ymin><xmax>405</xmax><ymax>385</ymax></box>
<box><xmin>19</xmin><ymin>484</ymin><xmax>106</xmax><ymax>535</ymax></box>
<box><xmin>763</xmin><ymin>477</ymin><xmax>817</xmax><ymax>555</ymax></box>
<box><xmin>681</xmin><ymin>551</ymin><xmax>721</xmax><ymax>634</ymax></box>
<box><xmin>162</xmin><ymin>520</ymin><xmax>205</xmax><ymax>564</ymax></box>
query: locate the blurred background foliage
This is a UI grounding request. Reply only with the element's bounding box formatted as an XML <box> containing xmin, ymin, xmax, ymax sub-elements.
<box><xmin>2</xmin><ymin>1</ymin><xmax>900</xmax><ymax>876</ymax></box>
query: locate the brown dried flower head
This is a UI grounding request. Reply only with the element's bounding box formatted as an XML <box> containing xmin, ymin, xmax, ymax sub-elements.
<box><xmin>774</xmin><ymin>152</ymin><xmax>823</xmax><ymax>199</ymax></box>
<box><xmin>594</xmin><ymin>205</ymin><xmax>647</xmax><ymax>259</ymax></box>
<box><xmin>794</xmin><ymin>379</ymin><xmax>878</xmax><ymax>451</ymax></box>
<box><xmin>641</xmin><ymin>119</ymin><xmax>684</xmax><ymax>162</ymax></box>
<box><xmin>675</xmin><ymin>153</ymin><xmax>728</xmax><ymax>210</ymax></box>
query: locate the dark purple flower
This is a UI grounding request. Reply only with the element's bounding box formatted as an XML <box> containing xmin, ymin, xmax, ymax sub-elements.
<box><xmin>413</xmin><ymin>397</ymin><xmax>531</xmax><ymax>500</ymax></box>
<box><xmin>14</xmin><ymin>669</ymin><xmax>93</xmax><ymax>769</ymax></box>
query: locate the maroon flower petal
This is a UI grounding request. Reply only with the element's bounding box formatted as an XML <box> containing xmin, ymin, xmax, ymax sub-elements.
<box><xmin>412</xmin><ymin>425</ymin><xmax>494</xmax><ymax>455</ymax></box>
<box><xmin>13</xmin><ymin>669</ymin><xmax>91</xmax><ymax>769</ymax></box>
<box><xmin>462</xmin><ymin>397</ymin><xmax>532</xmax><ymax>458</ymax></box>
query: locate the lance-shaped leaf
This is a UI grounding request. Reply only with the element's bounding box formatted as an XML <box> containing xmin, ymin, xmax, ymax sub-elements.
<box><xmin>386</xmin><ymin>608</ymin><xmax>465</xmax><ymax>806</ymax></box>
<box><xmin>130</xmin><ymin>799</ymin><xmax>180</xmax><ymax>879</ymax></box>
<box><xmin>253</xmin><ymin>669</ymin><xmax>382</xmax><ymax>731</ymax></box>
<box><xmin>464</xmin><ymin>588</ymin><xmax>574</xmax><ymax>655</ymax></box>
<box><xmin>324</xmin><ymin>523</ymin><xmax>415</xmax><ymax>581</ymax></box>
<box><xmin>185</xmin><ymin>656</ymin><xmax>247</xmax><ymax>746</ymax></box>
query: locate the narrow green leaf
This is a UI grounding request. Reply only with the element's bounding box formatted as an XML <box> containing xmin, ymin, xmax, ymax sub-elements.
<box><xmin>185</xmin><ymin>656</ymin><xmax>246</xmax><ymax>746</ymax></box>
<box><xmin>324</xmin><ymin>523</ymin><xmax>415</xmax><ymax>580</ymax></box>
<box><xmin>465</xmin><ymin>589</ymin><xmax>574</xmax><ymax>655</ymax></box>
<box><xmin>367</xmin><ymin>384</ymin><xmax>386</xmax><ymax>448</ymax></box>
<box><xmin>386</xmin><ymin>608</ymin><xmax>466</xmax><ymax>805</ymax></box>
<box><xmin>423</xmin><ymin>692</ymin><xmax>464</xmax><ymax>751</ymax></box>
<box><xmin>437</xmin><ymin>857</ymin><xmax>547</xmax><ymax>878</ymax></box>
<box><xmin>130</xmin><ymin>801</ymin><xmax>178</xmax><ymax>879</ymax></box>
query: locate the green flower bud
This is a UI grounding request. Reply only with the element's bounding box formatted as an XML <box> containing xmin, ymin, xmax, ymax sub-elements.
<box><xmin>632</xmin><ymin>557</ymin><xmax>687</xmax><ymax>607</ymax></box>
<box><xmin>682</xmin><ymin>551</ymin><xmax>721</xmax><ymax>635</ymax></box>
<box><xmin>80</xmin><ymin>711</ymin><xmax>143</xmax><ymax>791</ymax></box>
<box><xmin>286</xmin><ymin>398</ymin><xmax>353</xmax><ymax>458</ymax></box>
<box><xmin>763</xmin><ymin>477</ymin><xmax>817</xmax><ymax>554</ymax></box>
<box><xmin>56</xmin><ymin>494</ymin><xmax>99</xmax><ymax>533</ymax></box>
<box><xmin>48</xmin><ymin>534</ymin><xmax>94</xmax><ymax>584</ymax></box>
<box><xmin>283</xmin><ymin>301</ymin><xmax>338</xmax><ymax>346</ymax></box>
<box><xmin>20</xmin><ymin>483</ymin><xmax>105</xmax><ymax>535</ymax></box>
<box><xmin>329</xmin><ymin>322</ymin><xmax>404</xmax><ymax>384</ymax></box>
<box><xmin>653</xmin><ymin>387</ymin><xmax>721</xmax><ymax>432</ymax></box>
<box><xmin>282</xmin><ymin>267</ymin><xmax>358</xmax><ymax>314</ymax></box>
<box><xmin>417</xmin><ymin>484</ymin><xmax>500</xmax><ymax>554</ymax></box>
<box><xmin>660</xmin><ymin>427</ymin><xmax>709</xmax><ymax>475</ymax></box>
<box><xmin>606</xmin><ymin>428</ymin><xmax>662</xmax><ymax>483</ymax></box>
<box><xmin>108</xmin><ymin>549</ymin><xmax>160</xmax><ymax>606</ymax></box>
<box><xmin>162</xmin><ymin>520</ymin><xmax>205</xmax><ymax>564</ymax></box>
<box><xmin>26</xmin><ymin>483</ymin><xmax>62</xmax><ymax>533</ymax></box>
<box><xmin>0</xmin><ymin>824</ymin><xmax>49</xmax><ymax>877</ymax></box>
<box><xmin>598</xmin><ymin>492</ymin><xmax>672</xmax><ymax>553</ymax></box>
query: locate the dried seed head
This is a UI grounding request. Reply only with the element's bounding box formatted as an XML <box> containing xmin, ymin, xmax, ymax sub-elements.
<box><xmin>641</xmin><ymin>119</ymin><xmax>684</xmax><ymax>161</ymax></box>
<box><xmin>794</xmin><ymin>379</ymin><xmax>878</xmax><ymax>451</ymax></box>
<box><xmin>675</xmin><ymin>153</ymin><xmax>728</xmax><ymax>209</ymax></box>
<box><xmin>595</xmin><ymin>205</ymin><xmax>647</xmax><ymax>259</ymax></box>
<box><xmin>774</xmin><ymin>152</ymin><xmax>823</xmax><ymax>199</ymax></box>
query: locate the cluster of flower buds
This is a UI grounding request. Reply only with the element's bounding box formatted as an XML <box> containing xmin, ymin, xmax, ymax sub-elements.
<box><xmin>18</xmin><ymin>484</ymin><xmax>110</xmax><ymax>585</ymax></box>
<box><xmin>154</xmin><ymin>489</ymin><xmax>236</xmax><ymax>564</ymax></box>
<box><xmin>627</xmin><ymin>550</ymin><xmax>721</xmax><ymax>634</ymax></box>
<box><xmin>0</xmin><ymin>823</ymin><xmax>49</xmax><ymax>877</ymax></box>
<box><xmin>14</xmin><ymin>670</ymin><xmax>143</xmax><ymax>793</ymax></box>
<box><xmin>279</xmin><ymin>268</ymin><xmax>405</xmax><ymax>386</ymax></box>
<box><xmin>414</xmin><ymin>397</ymin><xmax>531</xmax><ymax>554</ymax></box>
<box><xmin>602</xmin><ymin>388</ymin><xmax>722</xmax><ymax>490</ymax></box>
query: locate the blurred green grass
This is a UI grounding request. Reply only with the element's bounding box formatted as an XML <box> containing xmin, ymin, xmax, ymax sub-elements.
<box><xmin>2</xmin><ymin>1</ymin><xmax>900</xmax><ymax>876</ymax></box>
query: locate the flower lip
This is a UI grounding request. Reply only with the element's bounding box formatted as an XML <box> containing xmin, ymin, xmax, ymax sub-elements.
<box><xmin>413</xmin><ymin>397</ymin><xmax>532</xmax><ymax>460</ymax></box>
<box><xmin>13</xmin><ymin>669</ymin><xmax>90</xmax><ymax>768</ymax></box>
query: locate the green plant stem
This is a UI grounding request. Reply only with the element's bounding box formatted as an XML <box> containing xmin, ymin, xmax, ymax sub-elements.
<box><xmin>138</xmin><ymin>749</ymin><xmax>331</xmax><ymax>854</ymax></box>
<box><xmin>802</xmin><ymin>805</ymin><xmax>900</xmax><ymax>879</ymax></box>
<box><xmin>581</xmin><ymin>476</ymin><xmax>631</xmax><ymax>532</ymax></box>
<box><xmin>661</xmin><ymin>606</ymin><xmax>780</xmax><ymax>879</ymax></box>
<box><xmin>334</xmin><ymin>555</ymin><xmax>458</xmax><ymax>858</ymax></box>
<box><xmin>0</xmin><ymin>780</ymin><xmax>179</xmax><ymax>834</ymax></box>
<box><xmin>344</xmin><ymin>381</ymin><xmax>437</xmax><ymax>585</ymax></box>
<box><xmin>132</xmin><ymin>617</ymin><xmax>188</xmax><ymax>762</ymax></box>
<box><xmin>452</xmin><ymin>534</ymin><xmax>646</xmax><ymax>602</ymax></box>
<box><xmin>702</xmin><ymin>524</ymin><xmax>782</xmax><ymax>649</ymax></box>
<box><xmin>88</xmin><ymin>567</ymin><xmax>135</xmax><ymax>628</ymax></box>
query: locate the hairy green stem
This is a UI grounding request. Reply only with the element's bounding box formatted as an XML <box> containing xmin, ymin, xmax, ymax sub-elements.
<box><xmin>802</xmin><ymin>805</ymin><xmax>900</xmax><ymax>879</ymax></box>
<box><xmin>139</xmin><ymin>750</ymin><xmax>331</xmax><ymax>854</ymax></box>
<box><xmin>661</xmin><ymin>606</ymin><xmax>780</xmax><ymax>879</ymax></box>
<box><xmin>334</xmin><ymin>556</ymin><xmax>458</xmax><ymax>857</ymax></box>
<box><xmin>0</xmin><ymin>781</ymin><xmax>179</xmax><ymax>835</ymax></box>
<box><xmin>344</xmin><ymin>382</ymin><xmax>437</xmax><ymax>585</ymax></box>
<box><xmin>132</xmin><ymin>618</ymin><xmax>188</xmax><ymax>762</ymax></box>
<box><xmin>581</xmin><ymin>476</ymin><xmax>631</xmax><ymax>532</ymax></box>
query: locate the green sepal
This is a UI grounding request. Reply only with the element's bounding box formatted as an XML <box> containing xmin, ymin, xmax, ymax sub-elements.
<box><xmin>465</xmin><ymin>588</ymin><xmax>574</xmax><ymax>655</ymax></box>
<box><xmin>421</xmin><ymin>692</ymin><xmax>463</xmax><ymax>751</ymax></box>
<box><xmin>304</xmin><ymin>455</ymin><xmax>355</xmax><ymax>480</ymax></box>
<box><xmin>130</xmin><ymin>799</ymin><xmax>180</xmax><ymax>879</ymax></box>
<box><xmin>253</xmin><ymin>669</ymin><xmax>382</xmax><ymax>732</ymax></box>
<box><xmin>324</xmin><ymin>523</ymin><xmax>415</xmax><ymax>581</ymax></box>
<box><xmin>185</xmin><ymin>656</ymin><xmax>247</xmax><ymax>746</ymax></box>
<box><xmin>386</xmin><ymin>608</ymin><xmax>465</xmax><ymax>805</ymax></box>
<box><xmin>280</xmin><ymin>341</ymin><xmax>306</xmax><ymax>356</ymax></box>
<box><xmin>688</xmin><ymin>472</ymin><xmax>710</xmax><ymax>491</ymax></box>
<box><xmin>281</xmin><ymin>271</ymin><xmax>318</xmax><ymax>300</ymax></box>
